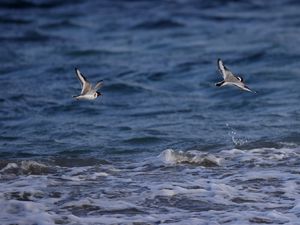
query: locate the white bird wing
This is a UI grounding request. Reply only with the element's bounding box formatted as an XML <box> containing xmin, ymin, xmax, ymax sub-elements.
<box><xmin>94</xmin><ymin>80</ymin><xmax>104</xmax><ymax>91</ymax></box>
<box><xmin>217</xmin><ymin>59</ymin><xmax>236</xmax><ymax>81</ymax></box>
<box><xmin>75</xmin><ymin>68</ymin><xmax>92</xmax><ymax>95</ymax></box>
<box><xmin>233</xmin><ymin>82</ymin><xmax>256</xmax><ymax>93</ymax></box>
<box><xmin>241</xmin><ymin>84</ymin><xmax>256</xmax><ymax>93</ymax></box>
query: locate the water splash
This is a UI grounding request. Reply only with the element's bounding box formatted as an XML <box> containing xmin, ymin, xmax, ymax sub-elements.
<box><xmin>226</xmin><ymin>123</ymin><xmax>248</xmax><ymax>147</ymax></box>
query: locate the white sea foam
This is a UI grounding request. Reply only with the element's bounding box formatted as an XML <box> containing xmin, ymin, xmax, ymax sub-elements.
<box><xmin>0</xmin><ymin>200</ymin><xmax>55</xmax><ymax>225</ymax></box>
<box><xmin>0</xmin><ymin>146</ymin><xmax>300</xmax><ymax>224</ymax></box>
<box><xmin>0</xmin><ymin>161</ymin><xmax>49</xmax><ymax>175</ymax></box>
<box><xmin>159</xmin><ymin>149</ymin><xmax>222</xmax><ymax>166</ymax></box>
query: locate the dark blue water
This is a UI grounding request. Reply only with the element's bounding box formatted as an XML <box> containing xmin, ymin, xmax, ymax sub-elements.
<box><xmin>0</xmin><ymin>0</ymin><xmax>300</xmax><ymax>224</ymax></box>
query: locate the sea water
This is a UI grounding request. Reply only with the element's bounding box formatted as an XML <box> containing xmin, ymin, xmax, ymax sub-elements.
<box><xmin>0</xmin><ymin>0</ymin><xmax>300</xmax><ymax>224</ymax></box>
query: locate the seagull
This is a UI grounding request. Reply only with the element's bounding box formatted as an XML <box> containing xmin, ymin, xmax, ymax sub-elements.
<box><xmin>73</xmin><ymin>68</ymin><xmax>103</xmax><ymax>100</ymax></box>
<box><xmin>215</xmin><ymin>59</ymin><xmax>256</xmax><ymax>93</ymax></box>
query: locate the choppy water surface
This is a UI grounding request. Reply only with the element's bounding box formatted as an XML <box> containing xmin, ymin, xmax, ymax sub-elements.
<box><xmin>0</xmin><ymin>0</ymin><xmax>300</xmax><ymax>224</ymax></box>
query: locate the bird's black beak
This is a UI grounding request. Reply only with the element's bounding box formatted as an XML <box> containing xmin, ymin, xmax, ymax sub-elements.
<box><xmin>97</xmin><ymin>92</ymin><xmax>102</xmax><ymax>96</ymax></box>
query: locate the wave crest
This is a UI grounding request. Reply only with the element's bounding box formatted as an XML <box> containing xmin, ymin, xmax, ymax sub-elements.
<box><xmin>159</xmin><ymin>149</ymin><xmax>222</xmax><ymax>167</ymax></box>
<box><xmin>0</xmin><ymin>161</ymin><xmax>49</xmax><ymax>175</ymax></box>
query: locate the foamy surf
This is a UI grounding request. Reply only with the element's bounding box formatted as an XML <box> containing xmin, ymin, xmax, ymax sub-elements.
<box><xmin>0</xmin><ymin>146</ymin><xmax>300</xmax><ymax>224</ymax></box>
<box><xmin>159</xmin><ymin>149</ymin><xmax>222</xmax><ymax>166</ymax></box>
<box><xmin>0</xmin><ymin>161</ymin><xmax>49</xmax><ymax>175</ymax></box>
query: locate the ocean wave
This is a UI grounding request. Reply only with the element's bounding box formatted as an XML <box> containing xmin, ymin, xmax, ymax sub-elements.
<box><xmin>65</xmin><ymin>49</ymin><xmax>128</xmax><ymax>57</ymax></box>
<box><xmin>159</xmin><ymin>145</ymin><xmax>300</xmax><ymax>168</ymax></box>
<box><xmin>147</xmin><ymin>71</ymin><xmax>167</xmax><ymax>81</ymax></box>
<box><xmin>159</xmin><ymin>149</ymin><xmax>222</xmax><ymax>167</ymax></box>
<box><xmin>0</xmin><ymin>0</ymin><xmax>70</xmax><ymax>9</ymax></box>
<box><xmin>40</xmin><ymin>20</ymin><xmax>82</xmax><ymax>29</ymax></box>
<box><xmin>0</xmin><ymin>161</ymin><xmax>49</xmax><ymax>175</ymax></box>
<box><xmin>220</xmin><ymin>146</ymin><xmax>300</xmax><ymax>167</ymax></box>
<box><xmin>132</xmin><ymin>19</ymin><xmax>184</xmax><ymax>30</ymax></box>
<box><xmin>0</xmin><ymin>30</ymin><xmax>63</xmax><ymax>43</ymax></box>
<box><xmin>0</xmin><ymin>16</ymin><xmax>31</xmax><ymax>24</ymax></box>
<box><xmin>123</xmin><ymin>136</ymin><xmax>162</xmax><ymax>145</ymax></box>
<box><xmin>0</xmin><ymin>200</ymin><xmax>54</xmax><ymax>225</ymax></box>
<box><xmin>104</xmin><ymin>82</ymin><xmax>150</xmax><ymax>94</ymax></box>
<box><xmin>130</xmin><ymin>108</ymin><xmax>191</xmax><ymax>117</ymax></box>
<box><xmin>1</xmin><ymin>145</ymin><xmax>300</xmax><ymax>224</ymax></box>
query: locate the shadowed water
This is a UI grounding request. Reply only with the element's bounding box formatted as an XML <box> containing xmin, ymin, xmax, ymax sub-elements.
<box><xmin>0</xmin><ymin>0</ymin><xmax>300</xmax><ymax>224</ymax></box>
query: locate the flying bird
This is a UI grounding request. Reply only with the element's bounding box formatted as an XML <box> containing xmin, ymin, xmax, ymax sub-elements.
<box><xmin>73</xmin><ymin>68</ymin><xmax>103</xmax><ymax>100</ymax></box>
<box><xmin>215</xmin><ymin>59</ymin><xmax>256</xmax><ymax>93</ymax></box>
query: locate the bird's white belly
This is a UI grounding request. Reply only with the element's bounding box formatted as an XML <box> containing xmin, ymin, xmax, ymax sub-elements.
<box><xmin>76</xmin><ymin>94</ymin><xmax>96</xmax><ymax>100</ymax></box>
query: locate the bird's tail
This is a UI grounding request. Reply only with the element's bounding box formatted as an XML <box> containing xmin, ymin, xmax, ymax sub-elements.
<box><xmin>215</xmin><ymin>81</ymin><xmax>225</xmax><ymax>87</ymax></box>
<box><xmin>72</xmin><ymin>95</ymin><xmax>80</xmax><ymax>100</ymax></box>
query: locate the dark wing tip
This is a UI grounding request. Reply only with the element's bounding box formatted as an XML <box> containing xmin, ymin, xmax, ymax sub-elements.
<box><xmin>217</xmin><ymin>59</ymin><xmax>224</xmax><ymax>72</ymax></box>
<box><xmin>219</xmin><ymin>59</ymin><xmax>229</xmax><ymax>71</ymax></box>
<box><xmin>217</xmin><ymin>58</ymin><xmax>224</xmax><ymax>67</ymax></box>
<box><xmin>97</xmin><ymin>80</ymin><xmax>104</xmax><ymax>86</ymax></box>
<box><xmin>75</xmin><ymin>68</ymin><xmax>88</xmax><ymax>82</ymax></box>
